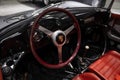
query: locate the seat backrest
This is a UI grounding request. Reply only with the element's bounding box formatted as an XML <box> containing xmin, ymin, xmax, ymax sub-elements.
<box><xmin>89</xmin><ymin>50</ymin><xmax>120</xmax><ymax>80</ymax></box>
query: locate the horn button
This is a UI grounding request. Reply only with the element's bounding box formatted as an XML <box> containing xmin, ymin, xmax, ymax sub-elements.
<box><xmin>52</xmin><ymin>30</ymin><xmax>66</xmax><ymax>46</ymax></box>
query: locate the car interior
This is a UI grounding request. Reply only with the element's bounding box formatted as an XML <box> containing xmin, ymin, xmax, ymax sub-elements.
<box><xmin>0</xmin><ymin>0</ymin><xmax>120</xmax><ymax>80</ymax></box>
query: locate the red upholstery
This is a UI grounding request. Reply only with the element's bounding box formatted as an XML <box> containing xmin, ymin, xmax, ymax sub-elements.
<box><xmin>72</xmin><ymin>72</ymin><xmax>101</xmax><ymax>80</ymax></box>
<box><xmin>0</xmin><ymin>67</ymin><xmax>3</xmax><ymax>80</ymax></box>
<box><xmin>115</xmin><ymin>74</ymin><xmax>120</xmax><ymax>80</ymax></box>
<box><xmin>89</xmin><ymin>50</ymin><xmax>120</xmax><ymax>80</ymax></box>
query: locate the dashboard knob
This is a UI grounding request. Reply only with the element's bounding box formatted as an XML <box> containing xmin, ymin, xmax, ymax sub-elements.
<box><xmin>85</xmin><ymin>45</ymin><xmax>90</xmax><ymax>50</ymax></box>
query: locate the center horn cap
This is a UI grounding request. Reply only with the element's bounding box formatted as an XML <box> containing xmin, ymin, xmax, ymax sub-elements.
<box><xmin>52</xmin><ymin>30</ymin><xmax>66</xmax><ymax>46</ymax></box>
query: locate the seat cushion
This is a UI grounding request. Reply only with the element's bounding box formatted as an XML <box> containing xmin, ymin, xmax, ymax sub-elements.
<box><xmin>72</xmin><ymin>72</ymin><xmax>101</xmax><ymax>80</ymax></box>
<box><xmin>89</xmin><ymin>50</ymin><xmax>120</xmax><ymax>80</ymax></box>
<box><xmin>115</xmin><ymin>74</ymin><xmax>120</xmax><ymax>80</ymax></box>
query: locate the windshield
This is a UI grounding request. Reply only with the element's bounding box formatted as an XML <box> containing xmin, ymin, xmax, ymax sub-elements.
<box><xmin>0</xmin><ymin>0</ymin><xmax>35</xmax><ymax>17</ymax></box>
<box><xmin>109</xmin><ymin>0</ymin><xmax>120</xmax><ymax>14</ymax></box>
<box><xmin>0</xmin><ymin>0</ymin><xmax>119</xmax><ymax>17</ymax></box>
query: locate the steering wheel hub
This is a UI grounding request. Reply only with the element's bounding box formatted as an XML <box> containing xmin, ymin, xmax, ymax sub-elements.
<box><xmin>52</xmin><ymin>30</ymin><xmax>66</xmax><ymax>46</ymax></box>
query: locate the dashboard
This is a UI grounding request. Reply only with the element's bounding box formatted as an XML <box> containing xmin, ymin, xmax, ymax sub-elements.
<box><xmin>0</xmin><ymin>7</ymin><xmax>112</xmax><ymax>80</ymax></box>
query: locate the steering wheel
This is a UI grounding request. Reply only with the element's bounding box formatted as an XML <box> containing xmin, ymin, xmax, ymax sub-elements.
<box><xmin>30</xmin><ymin>8</ymin><xmax>81</xmax><ymax>69</ymax></box>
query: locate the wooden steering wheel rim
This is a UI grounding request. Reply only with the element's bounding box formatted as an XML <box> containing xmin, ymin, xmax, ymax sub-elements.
<box><xmin>30</xmin><ymin>8</ymin><xmax>81</xmax><ymax>69</ymax></box>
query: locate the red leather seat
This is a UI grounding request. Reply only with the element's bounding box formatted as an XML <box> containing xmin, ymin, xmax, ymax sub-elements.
<box><xmin>89</xmin><ymin>50</ymin><xmax>120</xmax><ymax>80</ymax></box>
<box><xmin>73</xmin><ymin>50</ymin><xmax>120</xmax><ymax>80</ymax></box>
<box><xmin>72</xmin><ymin>72</ymin><xmax>101</xmax><ymax>80</ymax></box>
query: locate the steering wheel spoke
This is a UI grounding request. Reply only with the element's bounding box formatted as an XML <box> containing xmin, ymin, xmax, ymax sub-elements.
<box><xmin>64</xmin><ymin>24</ymin><xmax>74</xmax><ymax>35</ymax></box>
<box><xmin>57</xmin><ymin>46</ymin><xmax>63</xmax><ymax>63</ymax></box>
<box><xmin>38</xmin><ymin>25</ymin><xmax>53</xmax><ymax>36</ymax></box>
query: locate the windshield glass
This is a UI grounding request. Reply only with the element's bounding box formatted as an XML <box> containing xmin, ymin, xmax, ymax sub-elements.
<box><xmin>0</xmin><ymin>0</ymin><xmax>119</xmax><ymax>17</ymax></box>
<box><xmin>107</xmin><ymin>0</ymin><xmax>120</xmax><ymax>14</ymax></box>
<box><xmin>0</xmin><ymin>0</ymin><xmax>35</xmax><ymax>17</ymax></box>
